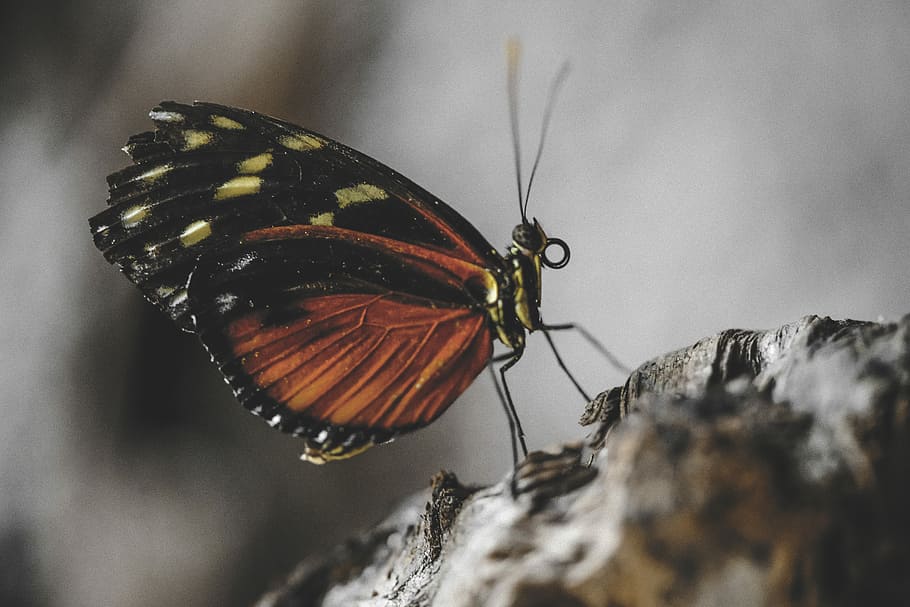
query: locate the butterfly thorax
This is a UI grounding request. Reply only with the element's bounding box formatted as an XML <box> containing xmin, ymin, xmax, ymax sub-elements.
<box><xmin>488</xmin><ymin>220</ymin><xmax>549</xmax><ymax>350</ymax></box>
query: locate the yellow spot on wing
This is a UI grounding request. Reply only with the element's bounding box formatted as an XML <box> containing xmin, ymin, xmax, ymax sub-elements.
<box><xmin>278</xmin><ymin>133</ymin><xmax>323</xmax><ymax>151</ymax></box>
<box><xmin>213</xmin><ymin>176</ymin><xmax>263</xmax><ymax>200</ymax></box>
<box><xmin>121</xmin><ymin>205</ymin><xmax>149</xmax><ymax>228</ymax></box>
<box><xmin>183</xmin><ymin>130</ymin><xmax>214</xmax><ymax>150</ymax></box>
<box><xmin>210</xmin><ymin>115</ymin><xmax>244</xmax><ymax>130</ymax></box>
<box><xmin>309</xmin><ymin>211</ymin><xmax>334</xmax><ymax>226</ymax></box>
<box><xmin>334</xmin><ymin>183</ymin><xmax>389</xmax><ymax>208</ymax></box>
<box><xmin>237</xmin><ymin>152</ymin><xmax>272</xmax><ymax>174</ymax></box>
<box><xmin>170</xmin><ymin>289</ymin><xmax>188</xmax><ymax>306</ymax></box>
<box><xmin>180</xmin><ymin>220</ymin><xmax>212</xmax><ymax>247</ymax></box>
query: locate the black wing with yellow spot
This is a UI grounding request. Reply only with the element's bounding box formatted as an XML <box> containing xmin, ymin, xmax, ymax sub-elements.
<box><xmin>91</xmin><ymin>101</ymin><xmax>501</xmax><ymax>330</ymax></box>
<box><xmin>90</xmin><ymin>101</ymin><xmax>504</xmax><ymax>461</ymax></box>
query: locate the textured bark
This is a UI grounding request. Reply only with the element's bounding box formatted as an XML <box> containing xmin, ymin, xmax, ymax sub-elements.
<box><xmin>256</xmin><ymin>315</ymin><xmax>910</xmax><ymax>607</ymax></box>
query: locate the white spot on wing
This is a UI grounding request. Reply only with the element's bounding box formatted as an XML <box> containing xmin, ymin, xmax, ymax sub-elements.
<box><xmin>229</xmin><ymin>252</ymin><xmax>258</xmax><ymax>272</ymax></box>
<box><xmin>149</xmin><ymin>110</ymin><xmax>184</xmax><ymax>123</ymax></box>
<box><xmin>121</xmin><ymin>205</ymin><xmax>149</xmax><ymax>228</ymax></box>
<box><xmin>137</xmin><ymin>162</ymin><xmax>172</xmax><ymax>183</ymax></box>
<box><xmin>170</xmin><ymin>289</ymin><xmax>188</xmax><ymax>307</ymax></box>
<box><xmin>214</xmin><ymin>293</ymin><xmax>239</xmax><ymax>313</ymax></box>
<box><xmin>155</xmin><ymin>285</ymin><xmax>177</xmax><ymax>298</ymax></box>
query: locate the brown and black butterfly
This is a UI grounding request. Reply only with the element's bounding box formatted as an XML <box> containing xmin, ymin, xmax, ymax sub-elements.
<box><xmin>89</xmin><ymin>86</ymin><xmax>612</xmax><ymax>465</ymax></box>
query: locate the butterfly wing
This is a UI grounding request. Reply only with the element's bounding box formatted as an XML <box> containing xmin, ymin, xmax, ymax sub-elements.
<box><xmin>90</xmin><ymin>102</ymin><xmax>503</xmax><ymax>460</ymax></box>
<box><xmin>189</xmin><ymin>225</ymin><xmax>495</xmax><ymax>461</ymax></box>
<box><xmin>91</xmin><ymin>100</ymin><xmax>501</xmax><ymax>330</ymax></box>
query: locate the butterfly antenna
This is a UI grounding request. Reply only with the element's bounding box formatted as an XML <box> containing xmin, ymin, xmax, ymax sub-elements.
<box><xmin>507</xmin><ymin>38</ymin><xmax>526</xmax><ymax>222</ymax></box>
<box><xmin>524</xmin><ymin>61</ymin><xmax>570</xmax><ymax>218</ymax></box>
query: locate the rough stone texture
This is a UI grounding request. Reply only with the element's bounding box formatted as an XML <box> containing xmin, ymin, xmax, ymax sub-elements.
<box><xmin>256</xmin><ymin>315</ymin><xmax>910</xmax><ymax>606</ymax></box>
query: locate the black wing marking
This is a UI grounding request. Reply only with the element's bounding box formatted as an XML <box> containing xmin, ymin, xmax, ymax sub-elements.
<box><xmin>90</xmin><ymin>101</ymin><xmax>502</xmax><ymax>331</ymax></box>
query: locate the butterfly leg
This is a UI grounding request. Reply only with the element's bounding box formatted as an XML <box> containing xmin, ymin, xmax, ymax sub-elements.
<box><xmin>489</xmin><ymin>349</ymin><xmax>528</xmax><ymax>462</ymax></box>
<box><xmin>487</xmin><ymin>363</ymin><xmax>518</xmax><ymax>471</ymax></box>
<box><xmin>498</xmin><ymin>350</ymin><xmax>528</xmax><ymax>460</ymax></box>
<box><xmin>540</xmin><ymin>327</ymin><xmax>592</xmax><ymax>402</ymax></box>
<box><xmin>494</xmin><ymin>349</ymin><xmax>530</xmax><ymax>498</ymax></box>
<box><xmin>542</xmin><ymin>322</ymin><xmax>631</xmax><ymax>375</ymax></box>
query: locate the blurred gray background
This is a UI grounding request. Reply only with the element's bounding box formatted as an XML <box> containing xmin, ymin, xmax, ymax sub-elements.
<box><xmin>1</xmin><ymin>2</ymin><xmax>908</xmax><ymax>605</ymax></box>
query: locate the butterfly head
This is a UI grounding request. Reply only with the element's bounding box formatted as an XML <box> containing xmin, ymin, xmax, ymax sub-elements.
<box><xmin>510</xmin><ymin>218</ymin><xmax>570</xmax><ymax>270</ymax></box>
<box><xmin>502</xmin><ymin>218</ymin><xmax>570</xmax><ymax>339</ymax></box>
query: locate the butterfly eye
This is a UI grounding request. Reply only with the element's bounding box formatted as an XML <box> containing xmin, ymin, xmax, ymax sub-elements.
<box><xmin>511</xmin><ymin>222</ymin><xmax>544</xmax><ymax>251</ymax></box>
<box><xmin>541</xmin><ymin>237</ymin><xmax>570</xmax><ymax>269</ymax></box>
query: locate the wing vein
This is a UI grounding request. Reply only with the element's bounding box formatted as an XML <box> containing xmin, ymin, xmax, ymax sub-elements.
<box><xmin>257</xmin><ymin>303</ymin><xmax>371</xmax><ymax>397</ymax></box>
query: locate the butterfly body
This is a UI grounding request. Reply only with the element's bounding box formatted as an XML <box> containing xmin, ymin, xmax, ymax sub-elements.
<box><xmin>90</xmin><ymin>101</ymin><xmax>563</xmax><ymax>463</ymax></box>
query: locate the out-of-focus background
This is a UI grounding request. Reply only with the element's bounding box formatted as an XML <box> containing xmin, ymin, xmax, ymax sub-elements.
<box><xmin>2</xmin><ymin>2</ymin><xmax>908</xmax><ymax>605</ymax></box>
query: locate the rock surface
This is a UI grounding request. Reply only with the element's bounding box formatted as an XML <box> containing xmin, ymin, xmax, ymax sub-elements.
<box><xmin>256</xmin><ymin>315</ymin><xmax>910</xmax><ymax>606</ymax></box>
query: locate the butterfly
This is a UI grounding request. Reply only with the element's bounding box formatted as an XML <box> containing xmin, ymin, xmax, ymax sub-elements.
<box><xmin>89</xmin><ymin>94</ymin><xmax>592</xmax><ymax>465</ymax></box>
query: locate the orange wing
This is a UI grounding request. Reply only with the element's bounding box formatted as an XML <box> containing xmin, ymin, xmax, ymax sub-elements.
<box><xmin>216</xmin><ymin>293</ymin><xmax>492</xmax><ymax>462</ymax></box>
